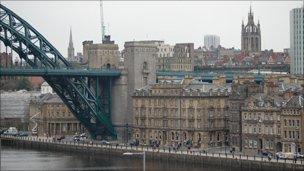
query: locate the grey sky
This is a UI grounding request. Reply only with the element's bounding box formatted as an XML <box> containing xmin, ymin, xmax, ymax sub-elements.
<box><xmin>2</xmin><ymin>1</ymin><xmax>303</xmax><ymax>57</ymax></box>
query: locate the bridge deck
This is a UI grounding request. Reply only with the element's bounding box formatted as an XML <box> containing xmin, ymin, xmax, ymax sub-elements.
<box><xmin>0</xmin><ymin>68</ymin><xmax>121</xmax><ymax>77</ymax></box>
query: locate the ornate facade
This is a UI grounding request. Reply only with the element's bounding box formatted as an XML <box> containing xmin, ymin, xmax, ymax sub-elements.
<box><xmin>156</xmin><ymin>43</ymin><xmax>195</xmax><ymax>71</ymax></box>
<box><xmin>132</xmin><ymin>77</ymin><xmax>231</xmax><ymax>149</ymax></box>
<box><xmin>29</xmin><ymin>93</ymin><xmax>85</xmax><ymax>136</ymax></box>
<box><xmin>242</xmin><ymin>94</ymin><xmax>283</xmax><ymax>156</ymax></box>
<box><xmin>281</xmin><ymin>94</ymin><xmax>304</xmax><ymax>153</ymax></box>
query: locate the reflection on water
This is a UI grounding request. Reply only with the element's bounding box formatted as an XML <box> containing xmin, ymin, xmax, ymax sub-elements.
<box><xmin>1</xmin><ymin>146</ymin><xmax>229</xmax><ymax>171</ymax></box>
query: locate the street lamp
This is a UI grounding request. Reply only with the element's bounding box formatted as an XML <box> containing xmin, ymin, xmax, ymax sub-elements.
<box><xmin>123</xmin><ymin>151</ymin><xmax>146</xmax><ymax>171</ymax></box>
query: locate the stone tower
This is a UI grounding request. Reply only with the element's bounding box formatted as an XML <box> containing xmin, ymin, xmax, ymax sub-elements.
<box><xmin>68</xmin><ymin>28</ymin><xmax>75</xmax><ymax>60</ymax></box>
<box><xmin>241</xmin><ymin>6</ymin><xmax>261</xmax><ymax>53</ymax></box>
<box><xmin>123</xmin><ymin>40</ymin><xmax>158</xmax><ymax>141</ymax></box>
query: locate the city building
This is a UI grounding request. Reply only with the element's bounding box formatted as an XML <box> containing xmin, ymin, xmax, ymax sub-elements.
<box><xmin>241</xmin><ymin>6</ymin><xmax>261</xmax><ymax>54</ymax></box>
<box><xmin>0</xmin><ymin>52</ymin><xmax>12</xmax><ymax>68</ymax></box>
<box><xmin>204</xmin><ymin>35</ymin><xmax>220</xmax><ymax>50</ymax></box>
<box><xmin>0</xmin><ymin>90</ymin><xmax>40</xmax><ymax>130</ymax></box>
<box><xmin>242</xmin><ymin>93</ymin><xmax>283</xmax><ymax>156</ymax></box>
<box><xmin>290</xmin><ymin>7</ymin><xmax>304</xmax><ymax>75</ymax></box>
<box><xmin>168</xmin><ymin>43</ymin><xmax>195</xmax><ymax>71</ymax></box>
<box><xmin>155</xmin><ymin>41</ymin><xmax>174</xmax><ymax>70</ymax></box>
<box><xmin>281</xmin><ymin>94</ymin><xmax>304</xmax><ymax>154</ymax></box>
<box><xmin>229</xmin><ymin>77</ymin><xmax>261</xmax><ymax>152</ymax></box>
<box><xmin>83</xmin><ymin>35</ymin><xmax>119</xmax><ymax>69</ymax></box>
<box><xmin>132</xmin><ymin>77</ymin><xmax>231</xmax><ymax>149</ymax></box>
<box><xmin>157</xmin><ymin>43</ymin><xmax>194</xmax><ymax>71</ymax></box>
<box><xmin>29</xmin><ymin>93</ymin><xmax>85</xmax><ymax>136</ymax></box>
<box><xmin>0</xmin><ymin>52</ymin><xmax>14</xmax><ymax>82</ymax></box>
<box><xmin>156</xmin><ymin>41</ymin><xmax>174</xmax><ymax>58</ymax></box>
<box><xmin>28</xmin><ymin>77</ymin><xmax>44</xmax><ymax>90</ymax></box>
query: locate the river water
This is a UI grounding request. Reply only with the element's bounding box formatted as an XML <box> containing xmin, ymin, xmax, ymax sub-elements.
<box><xmin>1</xmin><ymin>146</ymin><xmax>232</xmax><ymax>171</ymax></box>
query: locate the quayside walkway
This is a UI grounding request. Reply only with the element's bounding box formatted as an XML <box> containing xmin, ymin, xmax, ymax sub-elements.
<box><xmin>1</xmin><ymin>136</ymin><xmax>304</xmax><ymax>171</ymax></box>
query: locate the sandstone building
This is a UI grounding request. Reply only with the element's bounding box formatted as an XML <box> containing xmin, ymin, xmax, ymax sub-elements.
<box><xmin>132</xmin><ymin>77</ymin><xmax>231</xmax><ymax>148</ymax></box>
<box><xmin>83</xmin><ymin>35</ymin><xmax>119</xmax><ymax>69</ymax></box>
<box><xmin>29</xmin><ymin>93</ymin><xmax>85</xmax><ymax>136</ymax></box>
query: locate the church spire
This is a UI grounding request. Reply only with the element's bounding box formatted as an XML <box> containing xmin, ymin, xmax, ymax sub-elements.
<box><xmin>68</xmin><ymin>27</ymin><xmax>75</xmax><ymax>59</ymax></box>
<box><xmin>69</xmin><ymin>27</ymin><xmax>73</xmax><ymax>47</ymax></box>
<box><xmin>248</xmin><ymin>5</ymin><xmax>254</xmax><ymax>24</ymax></box>
<box><xmin>249</xmin><ymin>5</ymin><xmax>252</xmax><ymax>14</ymax></box>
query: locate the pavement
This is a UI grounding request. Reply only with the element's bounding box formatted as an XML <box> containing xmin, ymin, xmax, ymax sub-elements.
<box><xmin>2</xmin><ymin>135</ymin><xmax>304</xmax><ymax>165</ymax></box>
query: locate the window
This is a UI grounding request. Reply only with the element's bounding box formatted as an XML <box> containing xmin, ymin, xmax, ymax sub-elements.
<box><xmin>249</xmin><ymin>140</ymin><xmax>253</xmax><ymax>148</ymax></box>
<box><xmin>296</xmin><ymin>120</ymin><xmax>300</xmax><ymax>127</ymax></box>
<box><xmin>296</xmin><ymin>131</ymin><xmax>300</xmax><ymax>139</ymax></box>
<box><xmin>143</xmin><ymin>61</ymin><xmax>148</xmax><ymax>70</ymax></box>
<box><xmin>253</xmin><ymin>140</ymin><xmax>257</xmax><ymax>148</ymax></box>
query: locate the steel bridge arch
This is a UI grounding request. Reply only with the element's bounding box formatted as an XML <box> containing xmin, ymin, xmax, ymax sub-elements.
<box><xmin>0</xmin><ymin>4</ymin><xmax>116</xmax><ymax>139</ymax></box>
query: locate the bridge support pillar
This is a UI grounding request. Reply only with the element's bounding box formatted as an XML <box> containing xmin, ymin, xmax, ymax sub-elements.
<box><xmin>111</xmin><ymin>70</ymin><xmax>128</xmax><ymax>142</ymax></box>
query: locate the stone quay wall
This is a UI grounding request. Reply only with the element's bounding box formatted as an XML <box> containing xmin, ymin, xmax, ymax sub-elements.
<box><xmin>1</xmin><ymin>136</ymin><xmax>304</xmax><ymax>171</ymax></box>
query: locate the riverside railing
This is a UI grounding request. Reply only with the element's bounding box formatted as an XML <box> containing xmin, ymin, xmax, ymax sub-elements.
<box><xmin>1</xmin><ymin>135</ymin><xmax>303</xmax><ymax>165</ymax></box>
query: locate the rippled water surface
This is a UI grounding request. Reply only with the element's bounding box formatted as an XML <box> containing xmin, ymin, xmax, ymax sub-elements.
<box><xmin>1</xmin><ymin>146</ymin><xmax>232</xmax><ymax>171</ymax></box>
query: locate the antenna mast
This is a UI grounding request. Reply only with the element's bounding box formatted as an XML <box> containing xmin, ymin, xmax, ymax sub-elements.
<box><xmin>100</xmin><ymin>0</ymin><xmax>105</xmax><ymax>42</ymax></box>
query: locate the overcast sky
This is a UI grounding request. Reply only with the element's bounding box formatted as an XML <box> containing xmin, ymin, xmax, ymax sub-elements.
<box><xmin>1</xmin><ymin>1</ymin><xmax>303</xmax><ymax>57</ymax></box>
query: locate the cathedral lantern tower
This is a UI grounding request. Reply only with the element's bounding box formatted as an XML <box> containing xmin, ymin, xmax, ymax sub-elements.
<box><xmin>241</xmin><ymin>6</ymin><xmax>261</xmax><ymax>53</ymax></box>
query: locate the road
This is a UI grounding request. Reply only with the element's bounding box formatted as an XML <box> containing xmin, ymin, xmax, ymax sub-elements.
<box><xmin>2</xmin><ymin>135</ymin><xmax>303</xmax><ymax>166</ymax></box>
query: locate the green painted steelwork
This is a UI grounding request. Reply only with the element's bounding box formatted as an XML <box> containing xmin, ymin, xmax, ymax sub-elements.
<box><xmin>0</xmin><ymin>68</ymin><xmax>121</xmax><ymax>77</ymax></box>
<box><xmin>156</xmin><ymin>70</ymin><xmax>265</xmax><ymax>82</ymax></box>
<box><xmin>0</xmin><ymin>4</ymin><xmax>117</xmax><ymax>139</ymax></box>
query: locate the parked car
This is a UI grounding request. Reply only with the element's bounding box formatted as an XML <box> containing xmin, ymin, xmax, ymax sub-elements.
<box><xmin>73</xmin><ymin>135</ymin><xmax>81</xmax><ymax>142</ymax></box>
<box><xmin>129</xmin><ymin>139</ymin><xmax>139</xmax><ymax>146</ymax></box>
<box><xmin>295</xmin><ymin>153</ymin><xmax>304</xmax><ymax>158</ymax></box>
<box><xmin>80</xmin><ymin>133</ymin><xmax>87</xmax><ymax>139</ymax></box>
<box><xmin>100</xmin><ymin>140</ymin><xmax>110</xmax><ymax>145</ymax></box>
<box><xmin>0</xmin><ymin>129</ymin><xmax>7</xmax><ymax>135</ymax></box>
<box><xmin>56</xmin><ymin>135</ymin><xmax>65</xmax><ymax>141</ymax></box>
<box><xmin>18</xmin><ymin>131</ymin><xmax>31</xmax><ymax>137</ymax></box>
<box><xmin>261</xmin><ymin>151</ymin><xmax>272</xmax><ymax>157</ymax></box>
<box><xmin>275</xmin><ymin>152</ymin><xmax>286</xmax><ymax>159</ymax></box>
<box><xmin>3</xmin><ymin>127</ymin><xmax>18</xmax><ymax>136</ymax></box>
<box><xmin>276</xmin><ymin>152</ymin><xmax>303</xmax><ymax>159</ymax></box>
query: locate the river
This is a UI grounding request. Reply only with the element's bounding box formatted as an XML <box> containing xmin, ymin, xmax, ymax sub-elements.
<box><xmin>1</xmin><ymin>146</ymin><xmax>231</xmax><ymax>171</ymax></box>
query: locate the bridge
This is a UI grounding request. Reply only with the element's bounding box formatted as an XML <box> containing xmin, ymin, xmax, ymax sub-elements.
<box><xmin>0</xmin><ymin>68</ymin><xmax>121</xmax><ymax>77</ymax></box>
<box><xmin>156</xmin><ymin>70</ymin><xmax>265</xmax><ymax>83</ymax></box>
<box><xmin>0</xmin><ymin>4</ymin><xmax>121</xmax><ymax>139</ymax></box>
<box><xmin>194</xmin><ymin>64</ymin><xmax>290</xmax><ymax>73</ymax></box>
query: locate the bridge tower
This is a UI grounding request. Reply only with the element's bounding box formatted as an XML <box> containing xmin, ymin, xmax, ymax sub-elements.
<box><xmin>123</xmin><ymin>41</ymin><xmax>158</xmax><ymax>142</ymax></box>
